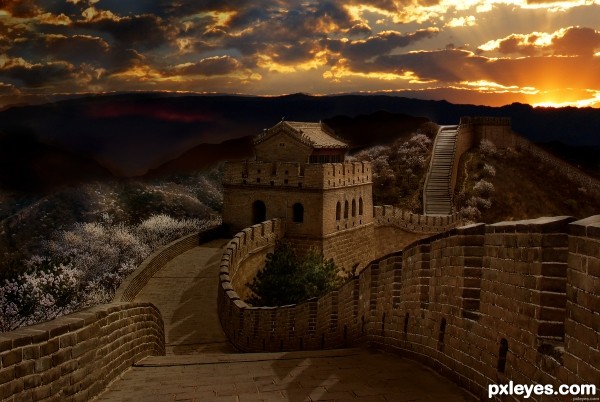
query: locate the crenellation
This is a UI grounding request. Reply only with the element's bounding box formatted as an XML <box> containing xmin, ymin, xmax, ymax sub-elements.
<box><xmin>224</xmin><ymin>160</ymin><xmax>372</xmax><ymax>189</ymax></box>
<box><xmin>217</xmin><ymin>214</ymin><xmax>600</xmax><ymax>400</ymax></box>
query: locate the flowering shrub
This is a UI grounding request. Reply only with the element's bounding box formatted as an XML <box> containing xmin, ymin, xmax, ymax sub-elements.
<box><xmin>459</xmin><ymin>206</ymin><xmax>481</xmax><ymax>221</ymax></box>
<box><xmin>1</xmin><ymin>263</ymin><xmax>79</xmax><ymax>332</ymax></box>
<box><xmin>0</xmin><ymin>214</ymin><xmax>221</xmax><ymax>332</ymax></box>
<box><xmin>482</xmin><ymin>164</ymin><xmax>496</xmax><ymax>177</ymax></box>
<box><xmin>467</xmin><ymin>196</ymin><xmax>492</xmax><ymax>210</ymax></box>
<box><xmin>353</xmin><ymin>132</ymin><xmax>433</xmax><ymax>208</ymax></box>
<box><xmin>480</xmin><ymin>139</ymin><xmax>498</xmax><ymax>157</ymax></box>
<box><xmin>473</xmin><ymin>180</ymin><xmax>495</xmax><ymax>197</ymax></box>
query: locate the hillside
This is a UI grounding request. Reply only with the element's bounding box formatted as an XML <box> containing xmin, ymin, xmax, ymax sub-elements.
<box><xmin>455</xmin><ymin>143</ymin><xmax>600</xmax><ymax>223</ymax></box>
<box><xmin>0</xmin><ymin>168</ymin><xmax>223</xmax><ymax>277</ymax></box>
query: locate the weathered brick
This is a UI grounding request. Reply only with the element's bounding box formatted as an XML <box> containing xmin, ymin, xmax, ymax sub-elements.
<box><xmin>0</xmin><ymin>378</ymin><xmax>23</xmax><ymax>399</ymax></box>
<box><xmin>59</xmin><ymin>333</ymin><xmax>77</xmax><ymax>349</ymax></box>
<box><xmin>0</xmin><ymin>367</ymin><xmax>15</xmax><ymax>385</ymax></box>
<box><xmin>51</xmin><ymin>348</ymin><xmax>71</xmax><ymax>366</ymax></box>
<box><xmin>23</xmin><ymin>373</ymin><xmax>42</xmax><ymax>389</ymax></box>
<box><xmin>40</xmin><ymin>338</ymin><xmax>60</xmax><ymax>357</ymax></box>
<box><xmin>22</xmin><ymin>345</ymin><xmax>40</xmax><ymax>361</ymax></box>
<box><xmin>14</xmin><ymin>360</ymin><xmax>35</xmax><ymax>378</ymax></box>
<box><xmin>1</xmin><ymin>349</ymin><xmax>22</xmax><ymax>367</ymax></box>
<box><xmin>35</xmin><ymin>356</ymin><xmax>53</xmax><ymax>373</ymax></box>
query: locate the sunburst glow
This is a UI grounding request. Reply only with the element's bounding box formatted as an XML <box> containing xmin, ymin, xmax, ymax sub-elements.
<box><xmin>0</xmin><ymin>0</ymin><xmax>598</xmax><ymax>107</ymax></box>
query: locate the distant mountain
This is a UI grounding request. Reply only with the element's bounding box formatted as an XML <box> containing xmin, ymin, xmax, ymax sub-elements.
<box><xmin>323</xmin><ymin>111</ymin><xmax>429</xmax><ymax>149</ymax></box>
<box><xmin>145</xmin><ymin>136</ymin><xmax>254</xmax><ymax>177</ymax></box>
<box><xmin>0</xmin><ymin>93</ymin><xmax>599</xmax><ymax>181</ymax></box>
<box><xmin>0</xmin><ymin>128</ymin><xmax>113</xmax><ymax>194</ymax></box>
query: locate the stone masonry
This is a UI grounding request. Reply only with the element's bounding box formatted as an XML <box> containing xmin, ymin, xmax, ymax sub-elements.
<box><xmin>218</xmin><ymin>215</ymin><xmax>600</xmax><ymax>401</ymax></box>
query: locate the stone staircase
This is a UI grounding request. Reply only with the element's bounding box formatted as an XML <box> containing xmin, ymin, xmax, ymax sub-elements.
<box><xmin>424</xmin><ymin>126</ymin><xmax>458</xmax><ymax>215</ymax></box>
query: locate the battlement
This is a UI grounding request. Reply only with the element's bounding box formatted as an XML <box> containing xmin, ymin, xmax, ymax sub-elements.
<box><xmin>218</xmin><ymin>214</ymin><xmax>600</xmax><ymax>400</ymax></box>
<box><xmin>224</xmin><ymin>160</ymin><xmax>372</xmax><ymax>189</ymax></box>
<box><xmin>374</xmin><ymin>205</ymin><xmax>461</xmax><ymax>233</ymax></box>
<box><xmin>459</xmin><ymin>116</ymin><xmax>511</xmax><ymax>126</ymax></box>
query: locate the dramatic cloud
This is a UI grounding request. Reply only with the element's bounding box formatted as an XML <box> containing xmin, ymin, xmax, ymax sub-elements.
<box><xmin>172</xmin><ymin>56</ymin><xmax>242</xmax><ymax>76</ymax></box>
<box><xmin>0</xmin><ymin>0</ymin><xmax>599</xmax><ymax>107</ymax></box>
<box><xmin>479</xmin><ymin>27</ymin><xmax>600</xmax><ymax>56</ymax></box>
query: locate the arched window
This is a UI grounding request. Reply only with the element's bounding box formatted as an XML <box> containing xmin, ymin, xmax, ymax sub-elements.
<box><xmin>336</xmin><ymin>202</ymin><xmax>341</xmax><ymax>221</ymax></box>
<box><xmin>352</xmin><ymin>199</ymin><xmax>356</xmax><ymax>217</ymax></box>
<box><xmin>252</xmin><ymin>200</ymin><xmax>266</xmax><ymax>224</ymax></box>
<box><xmin>344</xmin><ymin>200</ymin><xmax>349</xmax><ymax>219</ymax></box>
<box><xmin>292</xmin><ymin>203</ymin><xmax>304</xmax><ymax>223</ymax></box>
<box><xmin>359</xmin><ymin>198</ymin><xmax>364</xmax><ymax>215</ymax></box>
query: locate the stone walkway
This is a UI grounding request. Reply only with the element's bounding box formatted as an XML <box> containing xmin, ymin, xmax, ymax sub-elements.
<box><xmin>134</xmin><ymin>239</ymin><xmax>235</xmax><ymax>355</ymax></box>
<box><xmin>93</xmin><ymin>241</ymin><xmax>476</xmax><ymax>402</ymax></box>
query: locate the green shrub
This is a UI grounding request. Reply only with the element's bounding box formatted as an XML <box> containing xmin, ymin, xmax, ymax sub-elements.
<box><xmin>247</xmin><ymin>241</ymin><xmax>341</xmax><ymax>306</ymax></box>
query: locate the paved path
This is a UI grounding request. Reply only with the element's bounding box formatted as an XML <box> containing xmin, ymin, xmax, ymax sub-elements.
<box><xmin>95</xmin><ymin>349</ymin><xmax>475</xmax><ymax>401</ymax></box>
<box><xmin>94</xmin><ymin>240</ymin><xmax>476</xmax><ymax>401</ymax></box>
<box><xmin>134</xmin><ymin>239</ymin><xmax>235</xmax><ymax>355</ymax></box>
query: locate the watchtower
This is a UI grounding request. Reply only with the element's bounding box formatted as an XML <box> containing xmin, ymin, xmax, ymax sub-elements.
<box><xmin>222</xmin><ymin>120</ymin><xmax>375</xmax><ymax>271</ymax></box>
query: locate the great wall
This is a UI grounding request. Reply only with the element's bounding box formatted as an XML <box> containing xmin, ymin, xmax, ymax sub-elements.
<box><xmin>217</xmin><ymin>214</ymin><xmax>600</xmax><ymax>400</ymax></box>
<box><xmin>0</xmin><ymin>117</ymin><xmax>598</xmax><ymax>401</ymax></box>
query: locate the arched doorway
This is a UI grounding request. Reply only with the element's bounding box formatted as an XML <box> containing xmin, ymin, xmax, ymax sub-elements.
<box><xmin>252</xmin><ymin>200</ymin><xmax>266</xmax><ymax>224</ymax></box>
<box><xmin>292</xmin><ymin>203</ymin><xmax>304</xmax><ymax>223</ymax></box>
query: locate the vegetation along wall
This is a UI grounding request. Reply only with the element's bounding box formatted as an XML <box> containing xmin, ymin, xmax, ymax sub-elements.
<box><xmin>0</xmin><ymin>224</ymin><xmax>227</xmax><ymax>401</ymax></box>
<box><xmin>218</xmin><ymin>214</ymin><xmax>600</xmax><ymax>401</ymax></box>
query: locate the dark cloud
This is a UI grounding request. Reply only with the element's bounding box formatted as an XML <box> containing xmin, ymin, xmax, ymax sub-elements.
<box><xmin>0</xmin><ymin>60</ymin><xmax>75</xmax><ymax>87</ymax></box>
<box><xmin>348</xmin><ymin>23</ymin><xmax>372</xmax><ymax>37</ymax></box>
<box><xmin>0</xmin><ymin>82</ymin><xmax>20</xmax><ymax>96</ymax></box>
<box><xmin>74</xmin><ymin>12</ymin><xmax>173</xmax><ymax>50</ymax></box>
<box><xmin>7</xmin><ymin>34</ymin><xmax>145</xmax><ymax>74</ymax></box>
<box><xmin>0</xmin><ymin>0</ymin><xmax>41</xmax><ymax>17</ymax></box>
<box><xmin>335</xmin><ymin>28</ymin><xmax>439</xmax><ymax>61</ymax></box>
<box><xmin>552</xmin><ymin>27</ymin><xmax>600</xmax><ymax>55</ymax></box>
<box><xmin>369</xmin><ymin>49</ymin><xmax>481</xmax><ymax>82</ymax></box>
<box><xmin>9</xmin><ymin>34</ymin><xmax>109</xmax><ymax>63</ymax></box>
<box><xmin>482</xmin><ymin>27</ymin><xmax>600</xmax><ymax>57</ymax></box>
<box><xmin>172</xmin><ymin>56</ymin><xmax>241</xmax><ymax>76</ymax></box>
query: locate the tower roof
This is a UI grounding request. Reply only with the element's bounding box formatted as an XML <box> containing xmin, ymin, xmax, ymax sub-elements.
<box><xmin>253</xmin><ymin>120</ymin><xmax>348</xmax><ymax>149</ymax></box>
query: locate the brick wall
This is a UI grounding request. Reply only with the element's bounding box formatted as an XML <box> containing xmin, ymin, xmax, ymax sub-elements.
<box><xmin>565</xmin><ymin>215</ymin><xmax>600</xmax><ymax>385</ymax></box>
<box><xmin>219</xmin><ymin>215</ymin><xmax>600</xmax><ymax>401</ymax></box>
<box><xmin>373</xmin><ymin>205</ymin><xmax>461</xmax><ymax>232</ymax></box>
<box><xmin>0</xmin><ymin>224</ymin><xmax>230</xmax><ymax>401</ymax></box>
<box><xmin>115</xmin><ymin>225</ymin><xmax>226</xmax><ymax>302</ymax></box>
<box><xmin>457</xmin><ymin>119</ymin><xmax>600</xmax><ymax>197</ymax></box>
<box><xmin>0</xmin><ymin>303</ymin><xmax>164</xmax><ymax>401</ymax></box>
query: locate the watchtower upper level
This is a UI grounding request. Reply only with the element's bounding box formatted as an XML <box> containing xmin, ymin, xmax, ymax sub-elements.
<box><xmin>253</xmin><ymin>120</ymin><xmax>348</xmax><ymax>163</ymax></box>
<box><xmin>224</xmin><ymin>161</ymin><xmax>372</xmax><ymax>189</ymax></box>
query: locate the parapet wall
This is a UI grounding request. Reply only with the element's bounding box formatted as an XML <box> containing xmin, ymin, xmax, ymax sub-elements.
<box><xmin>374</xmin><ymin>205</ymin><xmax>461</xmax><ymax>233</ymax></box>
<box><xmin>0</xmin><ymin>303</ymin><xmax>164</xmax><ymax>401</ymax></box>
<box><xmin>115</xmin><ymin>225</ymin><xmax>227</xmax><ymax>301</ymax></box>
<box><xmin>456</xmin><ymin>120</ymin><xmax>600</xmax><ymax>196</ymax></box>
<box><xmin>0</xmin><ymin>225</ymin><xmax>229</xmax><ymax>401</ymax></box>
<box><xmin>224</xmin><ymin>161</ymin><xmax>372</xmax><ymax>189</ymax></box>
<box><xmin>219</xmin><ymin>215</ymin><xmax>600</xmax><ymax>401</ymax></box>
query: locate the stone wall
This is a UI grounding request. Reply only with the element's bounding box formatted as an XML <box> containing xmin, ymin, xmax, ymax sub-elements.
<box><xmin>0</xmin><ymin>224</ymin><xmax>230</xmax><ymax>401</ymax></box>
<box><xmin>457</xmin><ymin>118</ymin><xmax>600</xmax><ymax>197</ymax></box>
<box><xmin>0</xmin><ymin>303</ymin><xmax>164</xmax><ymax>401</ymax></box>
<box><xmin>219</xmin><ymin>215</ymin><xmax>600</xmax><ymax>401</ymax></box>
<box><xmin>224</xmin><ymin>161</ymin><xmax>372</xmax><ymax>190</ymax></box>
<box><xmin>115</xmin><ymin>225</ymin><xmax>227</xmax><ymax>302</ymax></box>
<box><xmin>374</xmin><ymin>205</ymin><xmax>460</xmax><ymax>232</ymax></box>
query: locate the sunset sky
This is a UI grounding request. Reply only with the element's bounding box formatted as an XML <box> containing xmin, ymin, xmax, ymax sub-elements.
<box><xmin>1</xmin><ymin>0</ymin><xmax>600</xmax><ymax>108</ymax></box>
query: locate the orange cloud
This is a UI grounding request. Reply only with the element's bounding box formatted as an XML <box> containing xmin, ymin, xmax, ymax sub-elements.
<box><xmin>479</xmin><ymin>26</ymin><xmax>600</xmax><ymax>56</ymax></box>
